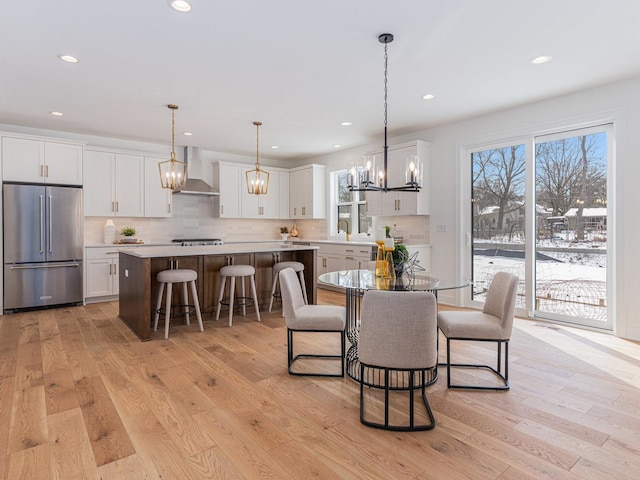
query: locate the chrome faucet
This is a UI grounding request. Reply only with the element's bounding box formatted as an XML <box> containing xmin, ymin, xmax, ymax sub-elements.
<box><xmin>337</xmin><ymin>219</ymin><xmax>351</xmax><ymax>241</ymax></box>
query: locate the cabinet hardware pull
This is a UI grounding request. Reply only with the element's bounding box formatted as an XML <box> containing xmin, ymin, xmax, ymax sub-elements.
<box><xmin>45</xmin><ymin>165</ymin><xmax>49</xmax><ymax>177</ymax></box>
<box><xmin>40</xmin><ymin>165</ymin><xmax>44</xmax><ymax>177</ymax></box>
<box><xmin>113</xmin><ymin>263</ymin><xmax>117</xmax><ymax>275</ymax></box>
<box><xmin>116</xmin><ymin>201</ymin><xmax>119</xmax><ymax>212</ymax></box>
<box><xmin>221</xmin><ymin>205</ymin><xmax>224</xmax><ymax>215</ymax></box>
<box><xmin>345</xmin><ymin>249</ymin><xmax>354</xmax><ymax>252</ymax></box>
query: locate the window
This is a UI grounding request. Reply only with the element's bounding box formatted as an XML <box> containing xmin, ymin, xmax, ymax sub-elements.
<box><xmin>334</xmin><ymin>170</ymin><xmax>371</xmax><ymax>236</ymax></box>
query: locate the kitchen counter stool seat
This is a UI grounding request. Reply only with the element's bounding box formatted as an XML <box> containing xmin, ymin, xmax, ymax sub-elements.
<box><xmin>269</xmin><ymin>261</ymin><xmax>307</xmax><ymax>315</ymax></box>
<box><xmin>153</xmin><ymin>268</ymin><xmax>204</xmax><ymax>339</ymax></box>
<box><xmin>215</xmin><ymin>264</ymin><xmax>261</xmax><ymax>326</ymax></box>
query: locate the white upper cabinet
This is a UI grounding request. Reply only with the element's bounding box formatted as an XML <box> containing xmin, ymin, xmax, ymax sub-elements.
<box><xmin>365</xmin><ymin>140</ymin><xmax>430</xmax><ymax>217</ymax></box>
<box><xmin>241</xmin><ymin>167</ymin><xmax>288</xmax><ymax>219</ymax></box>
<box><xmin>83</xmin><ymin>150</ymin><xmax>144</xmax><ymax>217</ymax></box>
<box><xmin>289</xmin><ymin>164</ymin><xmax>326</xmax><ymax>219</ymax></box>
<box><xmin>2</xmin><ymin>136</ymin><xmax>83</xmax><ymax>185</ymax></box>
<box><xmin>213</xmin><ymin>162</ymin><xmax>242</xmax><ymax>218</ymax></box>
<box><xmin>144</xmin><ymin>156</ymin><xmax>172</xmax><ymax>217</ymax></box>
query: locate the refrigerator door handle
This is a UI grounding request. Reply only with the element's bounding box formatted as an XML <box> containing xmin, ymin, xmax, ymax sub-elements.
<box><xmin>48</xmin><ymin>194</ymin><xmax>53</xmax><ymax>253</ymax></box>
<box><xmin>9</xmin><ymin>262</ymin><xmax>81</xmax><ymax>270</ymax></box>
<box><xmin>40</xmin><ymin>195</ymin><xmax>45</xmax><ymax>253</ymax></box>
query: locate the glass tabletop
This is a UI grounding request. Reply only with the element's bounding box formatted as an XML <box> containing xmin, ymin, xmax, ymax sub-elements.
<box><xmin>318</xmin><ymin>269</ymin><xmax>470</xmax><ymax>292</ymax></box>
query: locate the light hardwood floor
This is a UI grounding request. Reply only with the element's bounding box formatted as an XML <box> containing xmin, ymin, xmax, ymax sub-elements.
<box><xmin>1</xmin><ymin>290</ymin><xmax>640</xmax><ymax>479</ymax></box>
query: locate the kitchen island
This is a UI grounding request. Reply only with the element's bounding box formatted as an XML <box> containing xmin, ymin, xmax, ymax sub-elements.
<box><xmin>118</xmin><ymin>243</ymin><xmax>318</xmax><ymax>340</ymax></box>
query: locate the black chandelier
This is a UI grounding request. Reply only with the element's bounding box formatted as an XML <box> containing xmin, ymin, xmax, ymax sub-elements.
<box><xmin>347</xmin><ymin>33</ymin><xmax>422</xmax><ymax>193</ymax></box>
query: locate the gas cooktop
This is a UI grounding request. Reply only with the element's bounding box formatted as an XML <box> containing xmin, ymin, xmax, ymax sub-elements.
<box><xmin>172</xmin><ymin>238</ymin><xmax>224</xmax><ymax>246</ymax></box>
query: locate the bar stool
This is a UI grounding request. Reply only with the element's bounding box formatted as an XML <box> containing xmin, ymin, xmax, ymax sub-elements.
<box><xmin>153</xmin><ymin>269</ymin><xmax>204</xmax><ymax>339</ymax></box>
<box><xmin>269</xmin><ymin>261</ymin><xmax>308</xmax><ymax>315</ymax></box>
<box><xmin>215</xmin><ymin>264</ymin><xmax>261</xmax><ymax>327</ymax></box>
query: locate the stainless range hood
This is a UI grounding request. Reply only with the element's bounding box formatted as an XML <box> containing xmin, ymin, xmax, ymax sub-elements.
<box><xmin>173</xmin><ymin>147</ymin><xmax>219</xmax><ymax>196</ymax></box>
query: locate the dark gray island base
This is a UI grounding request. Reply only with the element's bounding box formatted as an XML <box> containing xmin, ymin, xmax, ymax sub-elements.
<box><xmin>118</xmin><ymin>243</ymin><xmax>318</xmax><ymax>341</ymax></box>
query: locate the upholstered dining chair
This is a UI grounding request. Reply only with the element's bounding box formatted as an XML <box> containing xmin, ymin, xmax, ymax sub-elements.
<box><xmin>358</xmin><ymin>290</ymin><xmax>438</xmax><ymax>431</ymax></box>
<box><xmin>437</xmin><ymin>271</ymin><xmax>519</xmax><ymax>390</ymax></box>
<box><xmin>279</xmin><ymin>268</ymin><xmax>346</xmax><ymax>377</ymax></box>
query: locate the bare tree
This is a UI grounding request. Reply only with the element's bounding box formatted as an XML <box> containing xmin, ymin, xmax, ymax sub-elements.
<box><xmin>536</xmin><ymin>134</ymin><xmax>607</xmax><ymax>240</ymax></box>
<box><xmin>472</xmin><ymin>146</ymin><xmax>525</xmax><ymax>230</ymax></box>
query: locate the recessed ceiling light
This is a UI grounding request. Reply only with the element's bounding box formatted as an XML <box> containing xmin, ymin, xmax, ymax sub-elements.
<box><xmin>271</xmin><ymin>145</ymin><xmax>279</xmax><ymax>149</ymax></box>
<box><xmin>333</xmin><ymin>144</ymin><xmax>341</xmax><ymax>148</ymax></box>
<box><xmin>49</xmin><ymin>111</ymin><xmax>64</xmax><ymax>116</ymax></box>
<box><xmin>421</xmin><ymin>94</ymin><xmax>435</xmax><ymax>100</ymax></box>
<box><xmin>168</xmin><ymin>0</ymin><xmax>191</xmax><ymax>12</ymax></box>
<box><xmin>341</xmin><ymin>122</ymin><xmax>352</xmax><ymax>126</ymax></box>
<box><xmin>530</xmin><ymin>55</ymin><xmax>552</xmax><ymax>65</ymax></box>
<box><xmin>58</xmin><ymin>54</ymin><xmax>79</xmax><ymax>63</ymax></box>
<box><xmin>183</xmin><ymin>132</ymin><xmax>193</xmax><ymax>136</ymax></box>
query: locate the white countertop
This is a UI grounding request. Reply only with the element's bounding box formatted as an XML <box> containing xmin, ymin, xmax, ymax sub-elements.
<box><xmin>290</xmin><ymin>239</ymin><xmax>431</xmax><ymax>248</ymax></box>
<box><xmin>117</xmin><ymin>242</ymin><xmax>318</xmax><ymax>258</ymax></box>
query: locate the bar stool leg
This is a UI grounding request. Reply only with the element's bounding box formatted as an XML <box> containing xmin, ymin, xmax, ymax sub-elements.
<box><xmin>182</xmin><ymin>281</ymin><xmax>190</xmax><ymax>325</ymax></box>
<box><xmin>190</xmin><ymin>280</ymin><xmax>204</xmax><ymax>332</ymax></box>
<box><xmin>241</xmin><ymin>276</ymin><xmax>247</xmax><ymax>316</ymax></box>
<box><xmin>153</xmin><ymin>282</ymin><xmax>165</xmax><ymax>332</ymax></box>
<box><xmin>164</xmin><ymin>282</ymin><xmax>173</xmax><ymax>340</ymax></box>
<box><xmin>215</xmin><ymin>276</ymin><xmax>226</xmax><ymax>321</ymax></box>
<box><xmin>298</xmin><ymin>271</ymin><xmax>308</xmax><ymax>305</ymax></box>
<box><xmin>268</xmin><ymin>270</ymin><xmax>278</xmax><ymax>312</ymax></box>
<box><xmin>250</xmin><ymin>274</ymin><xmax>261</xmax><ymax>322</ymax></box>
<box><xmin>228</xmin><ymin>277</ymin><xmax>236</xmax><ymax>327</ymax></box>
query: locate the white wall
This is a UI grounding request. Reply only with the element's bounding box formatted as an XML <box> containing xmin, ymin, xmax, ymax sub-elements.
<box><xmin>305</xmin><ymin>75</ymin><xmax>639</xmax><ymax>340</ymax></box>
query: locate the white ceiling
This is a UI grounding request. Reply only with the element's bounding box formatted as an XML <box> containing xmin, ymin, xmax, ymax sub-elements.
<box><xmin>2</xmin><ymin>0</ymin><xmax>640</xmax><ymax>161</ymax></box>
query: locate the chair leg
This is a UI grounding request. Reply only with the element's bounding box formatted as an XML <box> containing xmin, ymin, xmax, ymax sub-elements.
<box><xmin>164</xmin><ymin>282</ymin><xmax>173</xmax><ymax>339</ymax></box>
<box><xmin>268</xmin><ymin>270</ymin><xmax>278</xmax><ymax>312</ymax></box>
<box><xmin>444</xmin><ymin>337</ymin><xmax>510</xmax><ymax>391</ymax></box>
<box><xmin>190</xmin><ymin>280</ymin><xmax>204</xmax><ymax>332</ymax></box>
<box><xmin>298</xmin><ymin>270</ymin><xmax>308</xmax><ymax>305</ymax></box>
<box><xmin>182</xmin><ymin>281</ymin><xmax>190</xmax><ymax>325</ymax></box>
<box><xmin>215</xmin><ymin>276</ymin><xmax>226</xmax><ymax>321</ymax></box>
<box><xmin>360</xmin><ymin>365</ymin><xmax>436</xmax><ymax>431</ymax></box>
<box><xmin>249</xmin><ymin>275</ymin><xmax>260</xmax><ymax>322</ymax></box>
<box><xmin>287</xmin><ymin>328</ymin><xmax>344</xmax><ymax>377</ymax></box>
<box><xmin>153</xmin><ymin>282</ymin><xmax>165</xmax><ymax>332</ymax></box>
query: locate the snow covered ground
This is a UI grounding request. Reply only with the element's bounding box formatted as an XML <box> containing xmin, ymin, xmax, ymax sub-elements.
<box><xmin>473</xmin><ymin>237</ymin><xmax>607</xmax><ymax>322</ymax></box>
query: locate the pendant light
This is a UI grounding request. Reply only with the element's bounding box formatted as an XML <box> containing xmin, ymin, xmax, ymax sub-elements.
<box><xmin>347</xmin><ymin>33</ymin><xmax>422</xmax><ymax>192</ymax></box>
<box><xmin>158</xmin><ymin>104</ymin><xmax>188</xmax><ymax>190</ymax></box>
<box><xmin>245</xmin><ymin>121</ymin><xmax>270</xmax><ymax>195</ymax></box>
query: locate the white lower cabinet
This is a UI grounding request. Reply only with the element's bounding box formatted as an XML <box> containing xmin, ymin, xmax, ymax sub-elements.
<box><xmin>314</xmin><ymin>243</ymin><xmax>375</xmax><ymax>277</ymax></box>
<box><xmin>85</xmin><ymin>247</ymin><xmax>120</xmax><ymax>302</ymax></box>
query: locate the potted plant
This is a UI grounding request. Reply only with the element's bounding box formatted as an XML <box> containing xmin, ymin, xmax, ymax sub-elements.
<box><xmin>391</xmin><ymin>244</ymin><xmax>409</xmax><ymax>276</ymax></box>
<box><xmin>120</xmin><ymin>226</ymin><xmax>137</xmax><ymax>243</ymax></box>
<box><xmin>280</xmin><ymin>226</ymin><xmax>289</xmax><ymax>241</ymax></box>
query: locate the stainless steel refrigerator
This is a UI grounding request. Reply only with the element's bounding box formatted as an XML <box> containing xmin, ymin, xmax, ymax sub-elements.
<box><xmin>3</xmin><ymin>183</ymin><xmax>83</xmax><ymax>313</ymax></box>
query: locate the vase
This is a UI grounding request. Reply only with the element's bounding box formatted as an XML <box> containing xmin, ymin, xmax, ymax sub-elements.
<box><xmin>103</xmin><ymin>219</ymin><xmax>115</xmax><ymax>244</ymax></box>
<box><xmin>281</xmin><ymin>234</ymin><xmax>289</xmax><ymax>241</ymax></box>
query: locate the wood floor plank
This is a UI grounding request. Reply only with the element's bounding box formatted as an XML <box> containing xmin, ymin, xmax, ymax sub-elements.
<box><xmin>6</xmin><ymin>443</ymin><xmax>51</xmax><ymax>480</ymax></box>
<box><xmin>74</xmin><ymin>375</ymin><xmax>136</xmax><ymax>467</ymax></box>
<box><xmin>8</xmin><ymin>385</ymin><xmax>48</xmax><ymax>454</ymax></box>
<box><xmin>47</xmin><ymin>408</ymin><xmax>98</xmax><ymax>480</ymax></box>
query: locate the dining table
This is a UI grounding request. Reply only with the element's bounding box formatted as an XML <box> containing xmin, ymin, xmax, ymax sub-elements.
<box><xmin>318</xmin><ymin>269</ymin><xmax>471</xmax><ymax>384</ymax></box>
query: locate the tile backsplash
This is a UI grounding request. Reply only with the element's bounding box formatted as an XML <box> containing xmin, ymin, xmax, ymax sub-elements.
<box><xmin>84</xmin><ymin>194</ymin><xmax>429</xmax><ymax>245</ymax></box>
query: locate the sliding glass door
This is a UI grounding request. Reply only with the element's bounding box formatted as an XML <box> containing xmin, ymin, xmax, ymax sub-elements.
<box><xmin>534</xmin><ymin>127</ymin><xmax>610</xmax><ymax>329</ymax></box>
<box><xmin>469</xmin><ymin>124</ymin><xmax>612</xmax><ymax>330</ymax></box>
